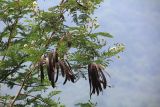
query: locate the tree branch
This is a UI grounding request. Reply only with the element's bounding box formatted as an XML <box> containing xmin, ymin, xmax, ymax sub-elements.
<box><xmin>2</xmin><ymin>0</ymin><xmax>22</xmax><ymax>61</ymax></box>
<box><xmin>9</xmin><ymin>29</ymin><xmax>57</xmax><ymax>106</ymax></box>
<box><xmin>0</xmin><ymin>60</ymin><xmax>25</xmax><ymax>82</ymax></box>
<box><xmin>44</xmin><ymin>32</ymin><xmax>56</xmax><ymax>48</ymax></box>
<box><xmin>0</xmin><ymin>81</ymin><xmax>48</xmax><ymax>88</ymax></box>
<box><xmin>19</xmin><ymin>94</ymin><xmax>50</xmax><ymax>106</ymax></box>
<box><xmin>9</xmin><ymin>67</ymin><xmax>34</xmax><ymax>107</ymax></box>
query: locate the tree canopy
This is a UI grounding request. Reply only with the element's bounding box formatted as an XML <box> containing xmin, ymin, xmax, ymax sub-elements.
<box><xmin>0</xmin><ymin>0</ymin><xmax>124</xmax><ymax>106</ymax></box>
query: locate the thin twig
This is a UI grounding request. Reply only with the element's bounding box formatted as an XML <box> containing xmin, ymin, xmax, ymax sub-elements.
<box><xmin>60</xmin><ymin>0</ymin><xmax>65</xmax><ymax>5</ymax></box>
<box><xmin>10</xmin><ymin>68</ymin><xmax>34</xmax><ymax>107</ymax></box>
<box><xmin>0</xmin><ymin>81</ymin><xmax>48</xmax><ymax>87</ymax></box>
<box><xmin>2</xmin><ymin>1</ymin><xmax>21</xmax><ymax>61</ymax></box>
<box><xmin>9</xmin><ymin>25</ymin><xmax>58</xmax><ymax>106</ymax></box>
<box><xmin>0</xmin><ymin>60</ymin><xmax>25</xmax><ymax>82</ymax></box>
<box><xmin>19</xmin><ymin>94</ymin><xmax>50</xmax><ymax>106</ymax></box>
<box><xmin>44</xmin><ymin>32</ymin><xmax>56</xmax><ymax>48</ymax></box>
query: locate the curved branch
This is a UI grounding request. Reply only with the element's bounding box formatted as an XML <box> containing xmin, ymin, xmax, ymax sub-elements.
<box><xmin>10</xmin><ymin>67</ymin><xmax>34</xmax><ymax>107</ymax></box>
<box><xmin>0</xmin><ymin>81</ymin><xmax>48</xmax><ymax>88</ymax></box>
<box><xmin>19</xmin><ymin>94</ymin><xmax>50</xmax><ymax>106</ymax></box>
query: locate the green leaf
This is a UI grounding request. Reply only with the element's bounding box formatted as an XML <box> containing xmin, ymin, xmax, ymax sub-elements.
<box><xmin>28</xmin><ymin>86</ymin><xmax>48</xmax><ymax>93</ymax></box>
<box><xmin>48</xmin><ymin>90</ymin><xmax>61</xmax><ymax>98</ymax></box>
<box><xmin>16</xmin><ymin>94</ymin><xmax>27</xmax><ymax>101</ymax></box>
<box><xmin>94</xmin><ymin>32</ymin><xmax>113</xmax><ymax>38</ymax></box>
<box><xmin>75</xmin><ymin>100</ymin><xmax>97</xmax><ymax>107</ymax></box>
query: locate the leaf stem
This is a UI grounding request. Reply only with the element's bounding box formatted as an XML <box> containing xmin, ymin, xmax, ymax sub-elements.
<box><xmin>9</xmin><ymin>67</ymin><xmax>34</xmax><ymax>107</ymax></box>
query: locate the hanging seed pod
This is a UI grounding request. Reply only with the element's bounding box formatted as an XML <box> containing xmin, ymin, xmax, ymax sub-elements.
<box><xmin>38</xmin><ymin>49</ymin><xmax>77</xmax><ymax>88</ymax></box>
<box><xmin>46</xmin><ymin>52</ymin><xmax>55</xmax><ymax>88</ymax></box>
<box><xmin>58</xmin><ymin>59</ymin><xmax>76</xmax><ymax>84</ymax></box>
<box><xmin>55</xmin><ymin>63</ymin><xmax>59</xmax><ymax>82</ymax></box>
<box><xmin>39</xmin><ymin>61</ymin><xmax>44</xmax><ymax>83</ymax></box>
<box><xmin>88</xmin><ymin>63</ymin><xmax>108</xmax><ymax>97</ymax></box>
<box><xmin>39</xmin><ymin>55</ymin><xmax>46</xmax><ymax>83</ymax></box>
<box><xmin>67</xmin><ymin>41</ymin><xmax>72</xmax><ymax>48</ymax></box>
<box><xmin>53</xmin><ymin>49</ymin><xmax>59</xmax><ymax>83</ymax></box>
<box><xmin>52</xmin><ymin>51</ymin><xmax>56</xmax><ymax>69</ymax></box>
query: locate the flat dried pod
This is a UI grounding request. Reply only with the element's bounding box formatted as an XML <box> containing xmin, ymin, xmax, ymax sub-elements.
<box><xmin>38</xmin><ymin>50</ymin><xmax>76</xmax><ymax>88</ymax></box>
<box><xmin>55</xmin><ymin>49</ymin><xmax>59</xmax><ymax>63</ymax></box>
<box><xmin>55</xmin><ymin>63</ymin><xmax>59</xmax><ymax>82</ymax></box>
<box><xmin>46</xmin><ymin>53</ymin><xmax>55</xmax><ymax>88</ymax></box>
<box><xmin>52</xmin><ymin>50</ymin><xmax>59</xmax><ymax>69</ymax></box>
<box><xmin>39</xmin><ymin>61</ymin><xmax>44</xmax><ymax>83</ymax></box>
<box><xmin>88</xmin><ymin>63</ymin><xmax>108</xmax><ymax>97</ymax></box>
<box><xmin>58</xmin><ymin>60</ymin><xmax>65</xmax><ymax>77</ymax></box>
<box><xmin>97</xmin><ymin>64</ymin><xmax>107</xmax><ymax>89</ymax></box>
<box><xmin>38</xmin><ymin>55</ymin><xmax>45</xmax><ymax>83</ymax></box>
<box><xmin>58</xmin><ymin>60</ymin><xmax>76</xmax><ymax>84</ymax></box>
<box><xmin>64</xmin><ymin>60</ymin><xmax>76</xmax><ymax>83</ymax></box>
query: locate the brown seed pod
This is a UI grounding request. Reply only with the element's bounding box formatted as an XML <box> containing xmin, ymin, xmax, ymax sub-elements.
<box><xmin>58</xmin><ymin>59</ymin><xmax>76</xmax><ymax>84</ymax></box>
<box><xmin>88</xmin><ymin>63</ymin><xmax>108</xmax><ymax>97</ymax></box>
<box><xmin>67</xmin><ymin>41</ymin><xmax>72</xmax><ymax>48</ymax></box>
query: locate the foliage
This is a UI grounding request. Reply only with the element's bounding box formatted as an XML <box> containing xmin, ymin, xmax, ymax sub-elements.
<box><xmin>0</xmin><ymin>0</ymin><xmax>124</xmax><ymax>106</ymax></box>
<box><xmin>75</xmin><ymin>100</ymin><xmax>97</xmax><ymax>107</ymax></box>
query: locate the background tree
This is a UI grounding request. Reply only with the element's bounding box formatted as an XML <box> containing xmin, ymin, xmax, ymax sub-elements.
<box><xmin>0</xmin><ymin>0</ymin><xmax>124</xmax><ymax>106</ymax></box>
